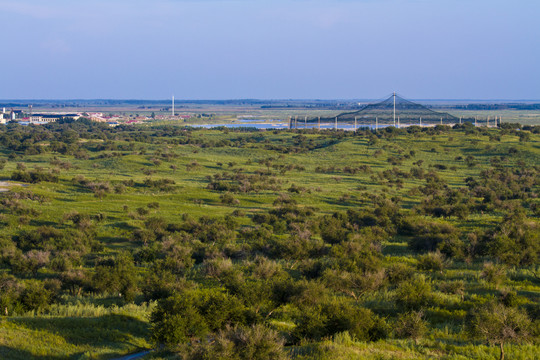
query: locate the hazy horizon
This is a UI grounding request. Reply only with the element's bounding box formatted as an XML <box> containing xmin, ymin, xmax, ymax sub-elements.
<box><xmin>2</xmin><ymin>98</ymin><xmax>540</xmax><ymax>103</ymax></box>
<box><xmin>1</xmin><ymin>0</ymin><xmax>539</xmax><ymax>100</ymax></box>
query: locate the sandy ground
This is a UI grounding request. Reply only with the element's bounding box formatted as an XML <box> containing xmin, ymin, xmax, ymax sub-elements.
<box><xmin>0</xmin><ymin>181</ymin><xmax>23</xmax><ymax>192</ymax></box>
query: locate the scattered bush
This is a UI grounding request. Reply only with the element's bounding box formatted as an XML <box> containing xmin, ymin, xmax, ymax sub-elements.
<box><xmin>394</xmin><ymin>311</ymin><xmax>428</xmax><ymax>344</ymax></box>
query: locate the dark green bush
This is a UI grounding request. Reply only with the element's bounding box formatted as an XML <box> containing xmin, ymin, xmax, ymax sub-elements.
<box><xmin>394</xmin><ymin>275</ymin><xmax>433</xmax><ymax>310</ymax></box>
<box><xmin>293</xmin><ymin>300</ymin><xmax>388</xmax><ymax>342</ymax></box>
<box><xmin>151</xmin><ymin>288</ymin><xmax>248</xmax><ymax>346</ymax></box>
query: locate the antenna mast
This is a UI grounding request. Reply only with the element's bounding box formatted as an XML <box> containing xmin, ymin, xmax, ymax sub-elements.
<box><xmin>393</xmin><ymin>91</ymin><xmax>396</xmax><ymax>126</ymax></box>
<box><xmin>172</xmin><ymin>95</ymin><xmax>175</xmax><ymax>117</ymax></box>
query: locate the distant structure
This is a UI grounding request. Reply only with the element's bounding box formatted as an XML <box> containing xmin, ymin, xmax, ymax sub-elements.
<box><xmin>339</xmin><ymin>93</ymin><xmax>460</xmax><ymax>124</ymax></box>
<box><xmin>290</xmin><ymin>93</ymin><xmax>472</xmax><ymax>129</ymax></box>
<box><xmin>28</xmin><ymin>114</ymin><xmax>78</xmax><ymax>123</ymax></box>
<box><xmin>172</xmin><ymin>95</ymin><xmax>175</xmax><ymax>117</ymax></box>
<box><xmin>17</xmin><ymin>112</ymin><xmax>80</xmax><ymax>124</ymax></box>
<box><xmin>10</xmin><ymin>110</ymin><xmax>21</xmax><ymax>121</ymax></box>
<box><xmin>393</xmin><ymin>91</ymin><xmax>396</xmax><ymax>125</ymax></box>
<box><xmin>0</xmin><ymin>108</ymin><xmax>6</xmax><ymax>124</ymax></box>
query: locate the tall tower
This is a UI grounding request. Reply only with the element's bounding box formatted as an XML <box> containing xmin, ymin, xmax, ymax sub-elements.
<box><xmin>172</xmin><ymin>95</ymin><xmax>175</xmax><ymax>117</ymax></box>
<box><xmin>393</xmin><ymin>92</ymin><xmax>396</xmax><ymax>126</ymax></box>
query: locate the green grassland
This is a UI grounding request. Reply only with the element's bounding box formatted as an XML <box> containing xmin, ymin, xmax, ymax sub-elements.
<box><xmin>0</xmin><ymin>122</ymin><xmax>538</xmax><ymax>359</ymax></box>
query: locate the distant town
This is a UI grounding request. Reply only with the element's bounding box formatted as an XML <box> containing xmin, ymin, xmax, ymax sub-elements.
<box><xmin>0</xmin><ymin>105</ymin><xmax>194</xmax><ymax>126</ymax></box>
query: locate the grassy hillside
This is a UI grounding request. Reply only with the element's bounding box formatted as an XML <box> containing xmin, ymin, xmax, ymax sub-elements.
<box><xmin>0</xmin><ymin>122</ymin><xmax>538</xmax><ymax>359</ymax></box>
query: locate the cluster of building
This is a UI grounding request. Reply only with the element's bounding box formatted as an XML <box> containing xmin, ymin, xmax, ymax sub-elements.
<box><xmin>86</xmin><ymin>112</ymin><xmax>149</xmax><ymax>126</ymax></box>
<box><xmin>0</xmin><ymin>106</ymin><xmax>195</xmax><ymax>126</ymax></box>
<box><xmin>83</xmin><ymin>112</ymin><xmax>193</xmax><ymax>123</ymax></box>
<box><xmin>0</xmin><ymin>108</ymin><xmax>19</xmax><ymax>124</ymax></box>
<box><xmin>1</xmin><ymin>107</ymin><xmax>80</xmax><ymax>125</ymax></box>
<box><xmin>86</xmin><ymin>112</ymin><xmax>120</xmax><ymax>122</ymax></box>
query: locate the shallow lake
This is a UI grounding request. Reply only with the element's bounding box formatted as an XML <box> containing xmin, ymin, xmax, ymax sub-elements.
<box><xmin>190</xmin><ymin>123</ymin><xmax>396</xmax><ymax>130</ymax></box>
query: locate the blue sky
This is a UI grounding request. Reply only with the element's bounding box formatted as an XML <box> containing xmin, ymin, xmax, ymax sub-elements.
<box><xmin>1</xmin><ymin>0</ymin><xmax>539</xmax><ymax>100</ymax></box>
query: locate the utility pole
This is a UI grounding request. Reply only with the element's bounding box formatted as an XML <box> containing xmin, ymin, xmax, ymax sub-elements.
<box><xmin>459</xmin><ymin>116</ymin><xmax>462</xmax><ymax>125</ymax></box>
<box><xmin>419</xmin><ymin>117</ymin><xmax>422</xmax><ymax>127</ymax></box>
<box><xmin>354</xmin><ymin>116</ymin><xmax>357</xmax><ymax>132</ymax></box>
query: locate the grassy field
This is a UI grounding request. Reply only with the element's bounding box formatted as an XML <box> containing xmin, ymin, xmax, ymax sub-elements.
<box><xmin>0</xmin><ymin>123</ymin><xmax>538</xmax><ymax>359</ymax></box>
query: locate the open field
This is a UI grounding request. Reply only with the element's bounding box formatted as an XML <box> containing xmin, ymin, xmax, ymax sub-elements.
<box><xmin>3</xmin><ymin>99</ymin><xmax>540</xmax><ymax>125</ymax></box>
<box><xmin>0</xmin><ymin>121</ymin><xmax>538</xmax><ymax>359</ymax></box>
